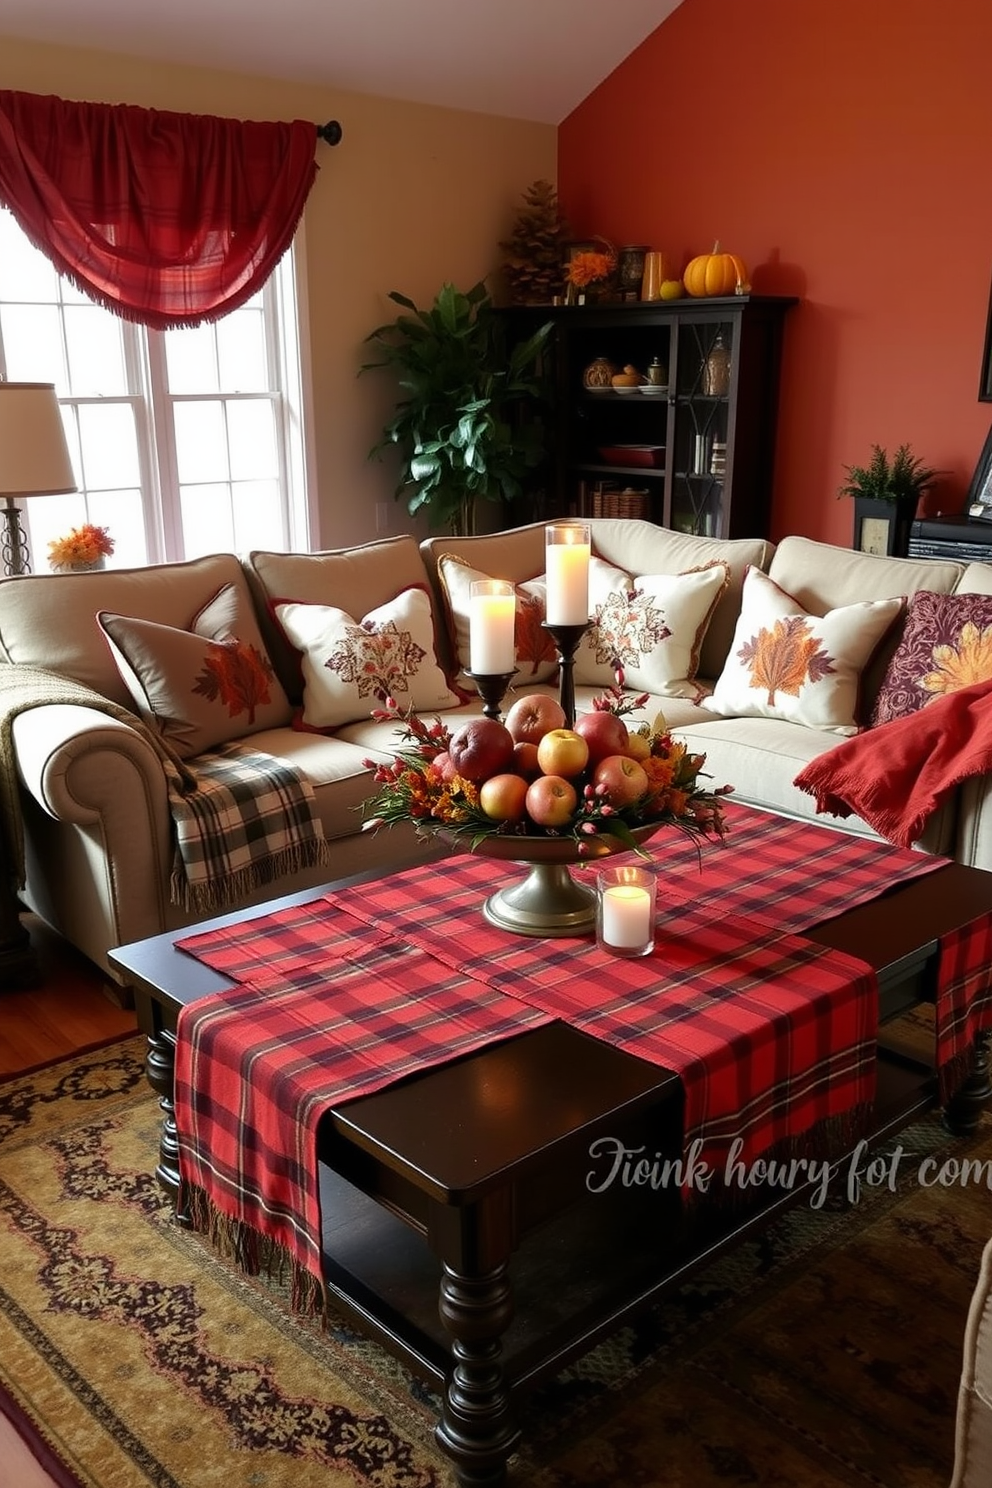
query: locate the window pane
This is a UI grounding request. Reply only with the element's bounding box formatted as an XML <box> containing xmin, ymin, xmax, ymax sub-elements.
<box><xmin>233</xmin><ymin>479</ymin><xmax>284</xmax><ymax>550</ymax></box>
<box><xmin>174</xmin><ymin>401</ymin><xmax>229</xmax><ymax>483</ymax></box>
<box><xmin>64</xmin><ymin>305</ymin><xmax>128</xmax><ymax>395</ymax></box>
<box><xmin>165</xmin><ymin>323</ymin><xmax>219</xmax><ymax>394</ymax></box>
<box><xmin>218</xmin><ymin>309</ymin><xmax>268</xmax><ymax>391</ymax></box>
<box><xmin>180</xmin><ymin>483</ymin><xmax>233</xmax><ymax>556</ymax></box>
<box><xmin>228</xmin><ymin>399</ymin><xmax>277</xmax><ymax>480</ymax></box>
<box><xmin>87</xmin><ymin>490</ymin><xmax>149</xmax><ymax>568</ymax></box>
<box><xmin>78</xmin><ymin>403</ymin><xmax>141</xmax><ymax>489</ymax></box>
<box><xmin>0</xmin><ymin>304</ymin><xmax>67</xmax><ymax>386</ymax></box>
<box><xmin>0</xmin><ymin>211</ymin><xmax>59</xmax><ymax>300</ymax></box>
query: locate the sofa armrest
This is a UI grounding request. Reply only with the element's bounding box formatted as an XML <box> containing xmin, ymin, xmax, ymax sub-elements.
<box><xmin>12</xmin><ymin>704</ymin><xmax>169</xmax><ymax>830</ymax></box>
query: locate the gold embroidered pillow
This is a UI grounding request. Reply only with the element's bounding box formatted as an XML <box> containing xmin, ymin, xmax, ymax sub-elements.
<box><xmin>435</xmin><ymin>554</ymin><xmax>558</xmax><ymax>690</ymax></box>
<box><xmin>870</xmin><ymin>591</ymin><xmax>992</xmax><ymax>726</ymax></box>
<box><xmin>702</xmin><ymin>567</ymin><xmax>903</xmax><ymax>734</ymax></box>
<box><xmin>273</xmin><ymin>587</ymin><xmax>459</xmax><ymax>730</ymax></box>
<box><xmin>574</xmin><ymin>561</ymin><xmax>729</xmax><ymax>696</ymax></box>
<box><xmin>98</xmin><ymin>583</ymin><xmax>292</xmax><ymax>758</ymax></box>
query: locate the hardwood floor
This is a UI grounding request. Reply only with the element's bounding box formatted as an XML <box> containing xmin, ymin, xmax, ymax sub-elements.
<box><xmin>0</xmin><ymin>914</ymin><xmax>137</xmax><ymax>1077</ymax></box>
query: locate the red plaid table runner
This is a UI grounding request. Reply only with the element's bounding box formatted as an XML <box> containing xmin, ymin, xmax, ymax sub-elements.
<box><xmin>173</xmin><ymin>909</ymin><xmax>552</xmax><ymax>1290</ymax></box>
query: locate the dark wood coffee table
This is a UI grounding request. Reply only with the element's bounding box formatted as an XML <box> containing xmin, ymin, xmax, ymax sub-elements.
<box><xmin>110</xmin><ymin>852</ymin><xmax>992</xmax><ymax>1488</ymax></box>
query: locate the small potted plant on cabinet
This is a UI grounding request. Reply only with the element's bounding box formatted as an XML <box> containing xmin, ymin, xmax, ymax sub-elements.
<box><xmin>839</xmin><ymin>443</ymin><xmax>941</xmax><ymax>556</ymax></box>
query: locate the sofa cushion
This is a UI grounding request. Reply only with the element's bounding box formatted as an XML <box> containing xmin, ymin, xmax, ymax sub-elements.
<box><xmin>97</xmin><ymin>582</ymin><xmax>291</xmax><ymax>757</ymax></box>
<box><xmin>273</xmin><ymin>587</ymin><xmax>458</xmax><ymax>730</ymax></box>
<box><xmin>871</xmin><ymin>590</ymin><xmax>992</xmax><ymax>726</ymax></box>
<box><xmin>244</xmin><ymin>536</ymin><xmax>439</xmax><ymax>703</ymax></box>
<box><xmin>701</xmin><ymin>567</ymin><xmax>903</xmax><ymax>735</ymax></box>
<box><xmin>575</xmin><ymin>561</ymin><xmax>730</xmax><ymax>696</ymax></box>
<box><xmin>435</xmin><ymin>554</ymin><xmax>558</xmax><ymax>690</ymax></box>
<box><xmin>0</xmin><ymin>553</ymin><xmax>251</xmax><ymax>707</ymax></box>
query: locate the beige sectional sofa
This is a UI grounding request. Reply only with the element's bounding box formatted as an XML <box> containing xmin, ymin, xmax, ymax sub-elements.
<box><xmin>0</xmin><ymin>518</ymin><xmax>989</xmax><ymax>993</ymax></box>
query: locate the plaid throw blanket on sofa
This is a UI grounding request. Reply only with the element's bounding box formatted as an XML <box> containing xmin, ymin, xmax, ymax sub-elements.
<box><xmin>0</xmin><ymin>664</ymin><xmax>330</xmax><ymax>913</ymax></box>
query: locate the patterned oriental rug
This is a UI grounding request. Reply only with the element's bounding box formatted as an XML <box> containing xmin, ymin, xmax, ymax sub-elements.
<box><xmin>1</xmin><ymin>1036</ymin><xmax>990</xmax><ymax>1488</ymax></box>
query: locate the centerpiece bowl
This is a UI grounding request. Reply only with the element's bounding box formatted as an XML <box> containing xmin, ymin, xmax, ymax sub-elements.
<box><xmin>438</xmin><ymin>823</ymin><xmax>661</xmax><ymax>937</ymax></box>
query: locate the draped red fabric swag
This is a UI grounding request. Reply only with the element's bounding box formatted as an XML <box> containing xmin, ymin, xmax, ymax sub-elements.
<box><xmin>0</xmin><ymin>90</ymin><xmax>319</xmax><ymax>328</ymax></box>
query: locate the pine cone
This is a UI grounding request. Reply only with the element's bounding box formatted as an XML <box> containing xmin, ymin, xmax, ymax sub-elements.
<box><xmin>499</xmin><ymin>179</ymin><xmax>569</xmax><ymax>305</ymax></box>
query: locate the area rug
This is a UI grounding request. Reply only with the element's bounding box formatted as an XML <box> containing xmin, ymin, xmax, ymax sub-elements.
<box><xmin>1</xmin><ymin>1037</ymin><xmax>989</xmax><ymax>1488</ymax></box>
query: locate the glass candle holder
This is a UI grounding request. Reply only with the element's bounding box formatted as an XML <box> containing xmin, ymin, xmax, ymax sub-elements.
<box><xmin>596</xmin><ymin>865</ymin><xmax>657</xmax><ymax>958</ymax></box>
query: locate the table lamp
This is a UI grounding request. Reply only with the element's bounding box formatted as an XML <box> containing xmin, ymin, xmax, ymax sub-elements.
<box><xmin>0</xmin><ymin>382</ymin><xmax>77</xmax><ymax>576</ymax></box>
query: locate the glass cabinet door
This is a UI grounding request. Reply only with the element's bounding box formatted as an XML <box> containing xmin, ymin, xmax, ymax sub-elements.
<box><xmin>670</xmin><ymin>317</ymin><xmax>735</xmax><ymax>538</ymax></box>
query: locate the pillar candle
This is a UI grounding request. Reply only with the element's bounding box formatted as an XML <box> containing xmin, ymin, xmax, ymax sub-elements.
<box><xmin>545</xmin><ymin>523</ymin><xmax>590</xmax><ymax>625</ymax></box>
<box><xmin>600</xmin><ymin>885</ymin><xmax>652</xmax><ymax>949</ymax></box>
<box><xmin>469</xmin><ymin>579</ymin><xmax>516</xmax><ymax>674</ymax></box>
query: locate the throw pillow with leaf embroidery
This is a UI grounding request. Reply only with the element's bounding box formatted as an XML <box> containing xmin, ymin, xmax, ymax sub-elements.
<box><xmin>273</xmin><ymin>587</ymin><xmax>459</xmax><ymax>730</ymax></box>
<box><xmin>97</xmin><ymin>582</ymin><xmax>292</xmax><ymax>758</ymax></box>
<box><xmin>574</xmin><ymin>560</ymin><xmax>730</xmax><ymax>696</ymax></box>
<box><xmin>701</xmin><ymin>566</ymin><xmax>903</xmax><ymax>734</ymax></box>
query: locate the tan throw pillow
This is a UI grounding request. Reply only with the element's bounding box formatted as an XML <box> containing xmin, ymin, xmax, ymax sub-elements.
<box><xmin>273</xmin><ymin>587</ymin><xmax>459</xmax><ymax>730</ymax></box>
<box><xmin>574</xmin><ymin>560</ymin><xmax>729</xmax><ymax>697</ymax></box>
<box><xmin>436</xmin><ymin>554</ymin><xmax>558</xmax><ymax>691</ymax></box>
<box><xmin>701</xmin><ymin>567</ymin><xmax>903</xmax><ymax>734</ymax></box>
<box><xmin>98</xmin><ymin>582</ymin><xmax>292</xmax><ymax>758</ymax></box>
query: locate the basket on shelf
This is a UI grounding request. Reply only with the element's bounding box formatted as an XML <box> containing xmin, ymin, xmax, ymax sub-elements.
<box><xmin>591</xmin><ymin>484</ymin><xmax>650</xmax><ymax>520</ymax></box>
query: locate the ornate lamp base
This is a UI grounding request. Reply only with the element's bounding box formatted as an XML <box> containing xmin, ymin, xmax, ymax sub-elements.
<box><xmin>483</xmin><ymin>862</ymin><xmax>596</xmax><ymax>938</ymax></box>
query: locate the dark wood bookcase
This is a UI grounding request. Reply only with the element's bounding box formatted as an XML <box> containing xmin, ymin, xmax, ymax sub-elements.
<box><xmin>501</xmin><ymin>295</ymin><xmax>796</xmax><ymax>541</ymax></box>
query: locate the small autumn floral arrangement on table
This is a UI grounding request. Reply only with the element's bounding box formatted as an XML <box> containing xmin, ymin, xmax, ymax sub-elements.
<box><xmin>566</xmin><ymin>251</ymin><xmax>615</xmax><ymax>291</ymax></box>
<box><xmin>48</xmin><ymin>523</ymin><xmax>114</xmax><ymax>570</ymax></box>
<box><xmin>362</xmin><ymin>673</ymin><xmax>731</xmax><ymax>855</ymax></box>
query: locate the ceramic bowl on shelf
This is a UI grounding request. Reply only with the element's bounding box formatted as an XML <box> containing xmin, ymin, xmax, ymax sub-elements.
<box><xmin>638</xmin><ymin>384</ymin><xmax>668</xmax><ymax>396</ymax></box>
<box><xmin>612</xmin><ymin>385</ymin><xmax>643</xmax><ymax>396</ymax></box>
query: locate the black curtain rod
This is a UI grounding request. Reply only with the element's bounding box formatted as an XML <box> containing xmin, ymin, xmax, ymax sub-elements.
<box><xmin>316</xmin><ymin>120</ymin><xmax>343</xmax><ymax>145</ymax></box>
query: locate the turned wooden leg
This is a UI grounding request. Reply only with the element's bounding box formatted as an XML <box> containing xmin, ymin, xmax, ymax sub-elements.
<box><xmin>945</xmin><ymin>1031</ymin><xmax>992</xmax><ymax>1136</ymax></box>
<box><xmin>144</xmin><ymin>1028</ymin><xmax>191</xmax><ymax>1224</ymax></box>
<box><xmin>435</xmin><ymin>1261</ymin><xmax>519</xmax><ymax>1487</ymax></box>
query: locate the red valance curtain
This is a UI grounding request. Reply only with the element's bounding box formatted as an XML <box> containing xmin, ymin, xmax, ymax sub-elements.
<box><xmin>0</xmin><ymin>90</ymin><xmax>320</xmax><ymax>329</ymax></box>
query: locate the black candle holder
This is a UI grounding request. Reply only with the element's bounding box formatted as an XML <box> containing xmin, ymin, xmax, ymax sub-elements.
<box><xmin>541</xmin><ymin>620</ymin><xmax>591</xmax><ymax>727</ymax></box>
<box><xmin>465</xmin><ymin>670</ymin><xmax>515</xmax><ymax>721</ymax></box>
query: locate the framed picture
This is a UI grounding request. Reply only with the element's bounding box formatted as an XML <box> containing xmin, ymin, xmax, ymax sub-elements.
<box><xmin>980</xmin><ymin>269</ymin><xmax>992</xmax><ymax>402</ymax></box>
<box><xmin>967</xmin><ymin>424</ymin><xmax>992</xmax><ymax>520</ymax></box>
<box><xmin>851</xmin><ymin>497</ymin><xmax>915</xmax><ymax>556</ymax></box>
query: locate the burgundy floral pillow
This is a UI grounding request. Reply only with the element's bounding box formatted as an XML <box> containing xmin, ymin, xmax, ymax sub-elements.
<box><xmin>870</xmin><ymin>590</ymin><xmax>992</xmax><ymax>726</ymax></box>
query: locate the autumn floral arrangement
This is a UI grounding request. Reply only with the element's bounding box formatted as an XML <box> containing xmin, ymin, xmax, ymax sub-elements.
<box><xmin>566</xmin><ymin>251</ymin><xmax>614</xmax><ymax>290</ymax></box>
<box><xmin>48</xmin><ymin>523</ymin><xmax>114</xmax><ymax>571</ymax></box>
<box><xmin>362</xmin><ymin>675</ymin><xmax>731</xmax><ymax>855</ymax></box>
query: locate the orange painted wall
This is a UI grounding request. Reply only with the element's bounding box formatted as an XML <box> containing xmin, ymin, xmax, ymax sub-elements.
<box><xmin>558</xmin><ymin>0</ymin><xmax>992</xmax><ymax>544</ymax></box>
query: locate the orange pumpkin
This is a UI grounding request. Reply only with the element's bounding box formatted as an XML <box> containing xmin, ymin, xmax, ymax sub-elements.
<box><xmin>683</xmin><ymin>241</ymin><xmax>749</xmax><ymax>298</ymax></box>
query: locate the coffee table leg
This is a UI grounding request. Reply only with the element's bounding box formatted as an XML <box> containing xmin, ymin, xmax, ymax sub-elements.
<box><xmin>435</xmin><ymin>1261</ymin><xmax>520</xmax><ymax>1486</ymax></box>
<box><xmin>944</xmin><ymin>1031</ymin><xmax>992</xmax><ymax>1136</ymax></box>
<box><xmin>144</xmin><ymin>1028</ymin><xmax>191</xmax><ymax>1224</ymax></box>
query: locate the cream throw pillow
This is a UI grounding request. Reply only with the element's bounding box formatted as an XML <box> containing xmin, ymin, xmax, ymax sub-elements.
<box><xmin>702</xmin><ymin>567</ymin><xmax>903</xmax><ymax>734</ymax></box>
<box><xmin>575</xmin><ymin>559</ymin><xmax>730</xmax><ymax>697</ymax></box>
<box><xmin>273</xmin><ymin>587</ymin><xmax>459</xmax><ymax>730</ymax></box>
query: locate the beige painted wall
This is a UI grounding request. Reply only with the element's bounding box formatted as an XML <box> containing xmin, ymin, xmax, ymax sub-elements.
<box><xmin>1</xmin><ymin>37</ymin><xmax>556</xmax><ymax>548</ymax></box>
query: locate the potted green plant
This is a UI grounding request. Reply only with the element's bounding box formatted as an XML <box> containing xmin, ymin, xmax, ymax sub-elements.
<box><xmin>362</xmin><ymin>280</ymin><xmax>552</xmax><ymax>535</ymax></box>
<box><xmin>838</xmin><ymin>443</ymin><xmax>941</xmax><ymax>556</ymax></box>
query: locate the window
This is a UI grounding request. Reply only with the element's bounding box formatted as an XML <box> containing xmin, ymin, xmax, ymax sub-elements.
<box><xmin>0</xmin><ymin>207</ymin><xmax>311</xmax><ymax>571</ymax></box>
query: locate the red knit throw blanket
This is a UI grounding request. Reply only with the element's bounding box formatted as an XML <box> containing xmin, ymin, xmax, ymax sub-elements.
<box><xmin>794</xmin><ymin>679</ymin><xmax>992</xmax><ymax>849</ymax></box>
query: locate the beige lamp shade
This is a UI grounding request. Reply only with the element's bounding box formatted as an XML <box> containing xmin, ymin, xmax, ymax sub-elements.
<box><xmin>0</xmin><ymin>382</ymin><xmax>76</xmax><ymax>497</ymax></box>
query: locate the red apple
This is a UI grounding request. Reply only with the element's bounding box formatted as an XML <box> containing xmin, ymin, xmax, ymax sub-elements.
<box><xmin>525</xmin><ymin>774</ymin><xmax>578</xmax><ymax>828</ymax></box>
<box><xmin>573</xmin><ymin>710</ymin><xmax>630</xmax><ymax>766</ymax></box>
<box><xmin>431</xmin><ymin>750</ymin><xmax>459</xmax><ymax>783</ymax></box>
<box><xmin>448</xmin><ymin>718</ymin><xmax>515</xmax><ymax>783</ymax></box>
<box><xmin>504</xmin><ymin>693</ymin><xmax>567</xmax><ymax>746</ymax></box>
<box><xmin>592</xmin><ymin>754</ymin><xmax>650</xmax><ymax>809</ymax></box>
<box><xmin>479</xmin><ymin>772</ymin><xmax>529</xmax><ymax>823</ymax></box>
<box><xmin>512</xmin><ymin>740</ymin><xmax>542</xmax><ymax>781</ymax></box>
<box><xmin>536</xmin><ymin>727</ymin><xmax>590</xmax><ymax>780</ymax></box>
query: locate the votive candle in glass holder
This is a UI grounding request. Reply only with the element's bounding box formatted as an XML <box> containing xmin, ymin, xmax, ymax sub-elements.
<box><xmin>596</xmin><ymin>865</ymin><xmax>657</xmax><ymax>958</ymax></box>
<box><xmin>545</xmin><ymin>523</ymin><xmax>590</xmax><ymax>625</ymax></box>
<box><xmin>469</xmin><ymin>579</ymin><xmax>516</xmax><ymax>674</ymax></box>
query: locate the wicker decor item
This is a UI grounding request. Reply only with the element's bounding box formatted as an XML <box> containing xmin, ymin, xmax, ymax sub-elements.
<box><xmin>592</xmin><ymin>485</ymin><xmax>651</xmax><ymax>519</ymax></box>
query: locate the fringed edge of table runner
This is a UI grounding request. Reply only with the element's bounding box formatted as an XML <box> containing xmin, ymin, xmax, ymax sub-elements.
<box><xmin>170</xmin><ymin>837</ymin><xmax>333</xmax><ymax>916</ymax></box>
<box><xmin>182</xmin><ymin>1181</ymin><xmax>326</xmax><ymax>1317</ymax></box>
